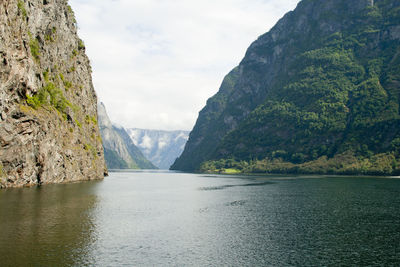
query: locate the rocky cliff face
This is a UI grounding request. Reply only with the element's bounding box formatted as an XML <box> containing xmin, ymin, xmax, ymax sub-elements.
<box><xmin>98</xmin><ymin>103</ymin><xmax>156</xmax><ymax>170</ymax></box>
<box><xmin>172</xmin><ymin>0</ymin><xmax>400</xmax><ymax>175</ymax></box>
<box><xmin>0</xmin><ymin>0</ymin><xmax>106</xmax><ymax>188</ymax></box>
<box><xmin>128</xmin><ymin>128</ymin><xmax>189</xmax><ymax>169</ymax></box>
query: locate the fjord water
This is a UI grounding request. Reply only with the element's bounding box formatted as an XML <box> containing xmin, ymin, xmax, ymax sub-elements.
<box><xmin>1</xmin><ymin>171</ymin><xmax>400</xmax><ymax>266</ymax></box>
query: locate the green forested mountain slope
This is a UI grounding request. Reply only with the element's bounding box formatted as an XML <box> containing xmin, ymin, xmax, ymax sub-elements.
<box><xmin>171</xmin><ymin>0</ymin><xmax>400</xmax><ymax>175</ymax></box>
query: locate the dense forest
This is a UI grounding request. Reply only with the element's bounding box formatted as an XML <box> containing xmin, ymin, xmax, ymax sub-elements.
<box><xmin>172</xmin><ymin>0</ymin><xmax>400</xmax><ymax>175</ymax></box>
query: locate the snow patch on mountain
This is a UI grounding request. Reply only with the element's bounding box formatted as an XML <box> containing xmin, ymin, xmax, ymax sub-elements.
<box><xmin>127</xmin><ymin>128</ymin><xmax>189</xmax><ymax>169</ymax></box>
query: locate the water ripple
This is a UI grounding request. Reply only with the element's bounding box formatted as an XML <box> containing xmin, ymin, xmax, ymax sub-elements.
<box><xmin>198</xmin><ymin>181</ymin><xmax>273</xmax><ymax>191</ymax></box>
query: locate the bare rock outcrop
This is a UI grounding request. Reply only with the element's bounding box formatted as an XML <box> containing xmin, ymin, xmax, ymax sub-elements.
<box><xmin>0</xmin><ymin>0</ymin><xmax>106</xmax><ymax>188</ymax></box>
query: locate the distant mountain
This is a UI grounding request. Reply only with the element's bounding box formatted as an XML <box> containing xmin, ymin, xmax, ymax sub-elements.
<box><xmin>172</xmin><ymin>0</ymin><xmax>400</xmax><ymax>175</ymax></box>
<box><xmin>98</xmin><ymin>103</ymin><xmax>156</xmax><ymax>170</ymax></box>
<box><xmin>127</xmin><ymin>129</ymin><xmax>189</xmax><ymax>169</ymax></box>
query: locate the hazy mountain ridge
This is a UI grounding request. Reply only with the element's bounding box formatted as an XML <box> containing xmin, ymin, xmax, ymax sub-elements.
<box><xmin>172</xmin><ymin>0</ymin><xmax>400</xmax><ymax>175</ymax></box>
<box><xmin>98</xmin><ymin>103</ymin><xmax>156</xmax><ymax>170</ymax></box>
<box><xmin>128</xmin><ymin>128</ymin><xmax>189</xmax><ymax>169</ymax></box>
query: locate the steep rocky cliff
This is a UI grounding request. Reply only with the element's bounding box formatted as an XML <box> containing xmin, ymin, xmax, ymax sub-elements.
<box><xmin>98</xmin><ymin>102</ymin><xmax>156</xmax><ymax>170</ymax></box>
<box><xmin>0</xmin><ymin>0</ymin><xmax>106</xmax><ymax>188</ymax></box>
<box><xmin>128</xmin><ymin>128</ymin><xmax>189</xmax><ymax>169</ymax></box>
<box><xmin>172</xmin><ymin>0</ymin><xmax>400</xmax><ymax>175</ymax></box>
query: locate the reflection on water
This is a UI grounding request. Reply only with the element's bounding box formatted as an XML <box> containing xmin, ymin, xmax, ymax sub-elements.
<box><xmin>0</xmin><ymin>172</ymin><xmax>400</xmax><ymax>266</ymax></box>
<box><xmin>0</xmin><ymin>181</ymin><xmax>101</xmax><ymax>267</ymax></box>
<box><xmin>198</xmin><ymin>181</ymin><xmax>273</xmax><ymax>191</ymax></box>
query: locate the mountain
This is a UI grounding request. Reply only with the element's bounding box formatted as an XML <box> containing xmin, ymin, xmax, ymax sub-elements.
<box><xmin>171</xmin><ymin>0</ymin><xmax>400</xmax><ymax>175</ymax></box>
<box><xmin>98</xmin><ymin>103</ymin><xmax>156</xmax><ymax>170</ymax></box>
<box><xmin>127</xmin><ymin>128</ymin><xmax>189</xmax><ymax>169</ymax></box>
<box><xmin>0</xmin><ymin>0</ymin><xmax>106</xmax><ymax>188</ymax></box>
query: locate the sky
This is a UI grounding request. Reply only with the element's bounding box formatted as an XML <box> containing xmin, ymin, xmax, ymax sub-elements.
<box><xmin>69</xmin><ymin>0</ymin><xmax>301</xmax><ymax>131</ymax></box>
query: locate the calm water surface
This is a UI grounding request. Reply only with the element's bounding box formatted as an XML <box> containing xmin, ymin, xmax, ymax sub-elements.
<box><xmin>1</xmin><ymin>171</ymin><xmax>400</xmax><ymax>266</ymax></box>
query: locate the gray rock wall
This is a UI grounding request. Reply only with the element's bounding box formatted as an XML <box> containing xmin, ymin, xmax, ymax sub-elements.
<box><xmin>0</xmin><ymin>0</ymin><xmax>106</xmax><ymax>188</ymax></box>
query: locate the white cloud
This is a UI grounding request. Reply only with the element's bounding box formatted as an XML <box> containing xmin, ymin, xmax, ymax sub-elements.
<box><xmin>69</xmin><ymin>0</ymin><xmax>300</xmax><ymax>131</ymax></box>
